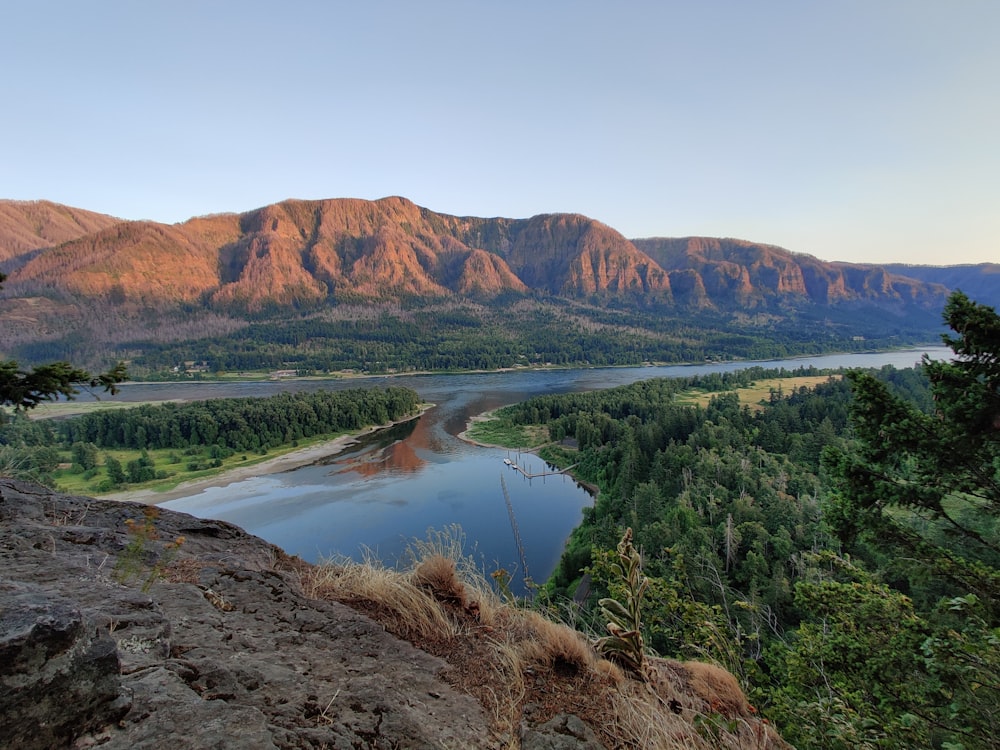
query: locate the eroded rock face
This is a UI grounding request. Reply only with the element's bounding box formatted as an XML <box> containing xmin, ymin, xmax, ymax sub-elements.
<box><xmin>0</xmin><ymin>581</ymin><xmax>129</xmax><ymax>750</ymax></box>
<box><xmin>0</xmin><ymin>479</ymin><xmax>493</xmax><ymax>749</ymax></box>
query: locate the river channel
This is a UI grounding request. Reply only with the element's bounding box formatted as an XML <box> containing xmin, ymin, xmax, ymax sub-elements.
<box><xmin>99</xmin><ymin>347</ymin><xmax>949</xmax><ymax>590</ymax></box>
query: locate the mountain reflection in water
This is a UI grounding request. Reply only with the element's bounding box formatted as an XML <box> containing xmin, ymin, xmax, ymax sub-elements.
<box><xmin>328</xmin><ymin>420</ymin><xmax>426</xmax><ymax>477</ymax></box>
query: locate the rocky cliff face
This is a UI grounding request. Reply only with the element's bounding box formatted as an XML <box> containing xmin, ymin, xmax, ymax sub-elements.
<box><xmin>635</xmin><ymin>236</ymin><xmax>950</xmax><ymax>309</ymax></box>
<box><xmin>0</xmin><ymin>479</ymin><xmax>788</xmax><ymax>749</ymax></box>
<box><xmin>498</xmin><ymin>214</ymin><xmax>671</xmax><ymax>299</ymax></box>
<box><xmin>883</xmin><ymin>262</ymin><xmax>1000</xmax><ymax>309</ymax></box>
<box><xmin>0</xmin><ymin>479</ymin><xmax>494</xmax><ymax>749</ymax></box>
<box><xmin>1</xmin><ymin>196</ymin><xmax>947</xmax><ymax>313</ymax></box>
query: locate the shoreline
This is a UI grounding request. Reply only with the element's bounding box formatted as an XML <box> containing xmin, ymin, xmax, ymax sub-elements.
<box><xmin>454</xmin><ymin>409</ymin><xmax>508</xmax><ymax>449</ymax></box>
<box><xmin>110</xmin><ymin>342</ymin><xmax>946</xmax><ymax>387</ymax></box>
<box><xmin>104</xmin><ymin>407</ymin><xmax>433</xmax><ymax>506</ymax></box>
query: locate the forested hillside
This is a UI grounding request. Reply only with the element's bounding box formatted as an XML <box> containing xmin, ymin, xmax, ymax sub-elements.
<box><xmin>122</xmin><ymin>302</ymin><xmax>925</xmax><ymax>376</ymax></box>
<box><xmin>0</xmin><ymin>197</ymin><xmax>951</xmax><ymax>374</ymax></box>
<box><xmin>487</xmin><ymin>292</ymin><xmax>997</xmax><ymax>749</ymax></box>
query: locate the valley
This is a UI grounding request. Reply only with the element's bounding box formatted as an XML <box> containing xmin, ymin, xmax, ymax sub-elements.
<box><xmin>1</xmin><ymin>194</ymin><xmax>996</xmax><ymax>750</ymax></box>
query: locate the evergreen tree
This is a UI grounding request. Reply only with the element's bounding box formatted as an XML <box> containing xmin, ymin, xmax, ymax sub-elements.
<box><xmin>823</xmin><ymin>291</ymin><xmax>1000</xmax><ymax>748</ymax></box>
<box><xmin>827</xmin><ymin>291</ymin><xmax>1000</xmax><ymax>613</ymax></box>
<box><xmin>0</xmin><ymin>274</ymin><xmax>126</xmax><ymax>416</ymax></box>
<box><xmin>104</xmin><ymin>455</ymin><xmax>126</xmax><ymax>487</ymax></box>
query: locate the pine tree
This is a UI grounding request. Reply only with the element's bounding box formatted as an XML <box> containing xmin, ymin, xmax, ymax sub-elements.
<box><xmin>0</xmin><ymin>273</ymin><xmax>126</xmax><ymax>417</ymax></box>
<box><xmin>827</xmin><ymin>291</ymin><xmax>1000</xmax><ymax>612</ymax></box>
<box><xmin>823</xmin><ymin>290</ymin><xmax>1000</xmax><ymax>747</ymax></box>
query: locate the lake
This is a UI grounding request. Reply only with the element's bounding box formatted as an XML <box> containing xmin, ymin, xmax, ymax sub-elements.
<box><xmin>105</xmin><ymin>347</ymin><xmax>949</xmax><ymax>590</ymax></box>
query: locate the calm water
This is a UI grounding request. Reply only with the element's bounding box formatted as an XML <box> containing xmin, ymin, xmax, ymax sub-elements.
<box><xmin>101</xmin><ymin>347</ymin><xmax>949</xmax><ymax>587</ymax></box>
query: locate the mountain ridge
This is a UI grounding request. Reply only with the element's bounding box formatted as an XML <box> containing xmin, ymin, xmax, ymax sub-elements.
<box><xmin>0</xmin><ymin>196</ymin><xmax>953</xmax><ymax>309</ymax></box>
<box><xmin>0</xmin><ymin>200</ymin><xmax>123</xmax><ymax>267</ymax></box>
<box><xmin>0</xmin><ymin>196</ymin><xmax>970</xmax><ymax>371</ymax></box>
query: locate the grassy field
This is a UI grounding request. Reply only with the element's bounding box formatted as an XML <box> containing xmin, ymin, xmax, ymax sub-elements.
<box><xmin>463</xmin><ymin>415</ymin><xmax>551</xmax><ymax>449</ymax></box>
<box><xmin>676</xmin><ymin>374</ymin><xmax>841</xmax><ymax>411</ymax></box>
<box><xmin>52</xmin><ymin>431</ymin><xmax>348</xmax><ymax>497</ymax></box>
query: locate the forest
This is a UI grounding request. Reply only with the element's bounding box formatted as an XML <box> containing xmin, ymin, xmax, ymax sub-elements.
<box><xmin>112</xmin><ymin>299</ymin><xmax>929</xmax><ymax>378</ymax></box>
<box><xmin>483</xmin><ymin>292</ymin><xmax>997</xmax><ymax>749</ymax></box>
<box><xmin>0</xmin><ymin>386</ymin><xmax>421</xmax><ymax>492</ymax></box>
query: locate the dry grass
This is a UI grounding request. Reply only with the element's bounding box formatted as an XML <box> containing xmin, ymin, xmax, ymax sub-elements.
<box><xmin>305</xmin><ymin>552</ymin><xmax>456</xmax><ymax>641</ymax></box>
<box><xmin>679</xmin><ymin>374</ymin><xmax>841</xmax><ymax>411</ymax></box>
<box><xmin>605</xmin><ymin>669</ymin><xmax>781</xmax><ymax>750</ymax></box>
<box><xmin>683</xmin><ymin>659</ymin><xmax>752</xmax><ymax>717</ymax></box>
<box><xmin>299</xmin><ymin>531</ymin><xmax>789</xmax><ymax>750</ymax></box>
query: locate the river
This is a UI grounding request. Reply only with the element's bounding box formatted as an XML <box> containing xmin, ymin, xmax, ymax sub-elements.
<box><xmin>99</xmin><ymin>347</ymin><xmax>948</xmax><ymax>590</ymax></box>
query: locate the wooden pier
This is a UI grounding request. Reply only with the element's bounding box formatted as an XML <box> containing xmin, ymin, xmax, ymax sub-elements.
<box><xmin>504</xmin><ymin>457</ymin><xmax>579</xmax><ymax>480</ymax></box>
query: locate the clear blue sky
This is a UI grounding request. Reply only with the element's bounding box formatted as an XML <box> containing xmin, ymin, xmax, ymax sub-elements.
<box><xmin>2</xmin><ymin>1</ymin><xmax>997</xmax><ymax>265</ymax></box>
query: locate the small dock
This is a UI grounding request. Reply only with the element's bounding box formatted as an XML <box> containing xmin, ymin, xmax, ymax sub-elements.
<box><xmin>505</xmin><ymin>457</ymin><xmax>579</xmax><ymax>479</ymax></box>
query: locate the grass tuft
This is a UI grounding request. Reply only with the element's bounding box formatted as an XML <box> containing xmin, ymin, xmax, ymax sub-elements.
<box><xmin>305</xmin><ymin>552</ymin><xmax>456</xmax><ymax>641</ymax></box>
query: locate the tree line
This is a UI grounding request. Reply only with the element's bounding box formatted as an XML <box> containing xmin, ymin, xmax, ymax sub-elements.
<box><xmin>55</xmin><ymin>387</ymin><xmax>420</xmax><ymax>453</ymax></box>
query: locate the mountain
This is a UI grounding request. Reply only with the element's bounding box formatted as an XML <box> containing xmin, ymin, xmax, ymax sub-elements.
<box><xmin>2</xmin><ymin>197</ymin><xmax>672</xmax><ymax>310</ymax></box>
<box><xmin>883</xmin><ymin>263</ymin><xmax>1000</xmax><ymax>309</ymax></box>
<box><xmin>2</xmin><ymin>196</ymin><xmax>947</xmax><ymax>313</ymax></box>
<box><xmin>0</xmin><ymin>200</ymin><xmax>122</xmax><ymax>267</ymax></box>
<box><xmin>634</xmin><ymin>237</ymin><xmax>948</xmax><ymax>309</ymax></box>
<box><xmin>0</xmin><ymin>196</ymin><xmax>961</xmax><ymax>371</ymax></box>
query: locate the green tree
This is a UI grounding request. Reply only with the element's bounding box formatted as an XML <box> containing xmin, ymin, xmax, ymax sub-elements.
<box><xmin>71</xmin><ymin>441</ymin><xmax>99</xmax><ymax>471</ymax></box>
<box><xmin>827</xmin><ymin>291</ymin><xmax>1000</xmax><ymax>613</ymax></box>
<box><xmin>126</xmin><ymin>451</ymin><xmax>156</xmax><ymax>483</ymax></box>
<box><xmin>767</xmin><ymin>554</ymin><xmax>934</xmax><ymax>750</ymax></box>
<box><xmin>0</xmin><ymin>359</ymin><xmax>127</xmax><ymax>413</ymax></box>
<box><xmin>104</xmin><ymin>455</ymin><xmax>126</xmax><ymax>487</ymax></box>
<box><xmin>824</xmin><ymin>291</ymin><xmax>1000</xmax><ymax>748</ymax></box>
<box><xmin>0</xmin><ymin>274</ymin><xmax>126</xmax><ymax>417</ymax></box>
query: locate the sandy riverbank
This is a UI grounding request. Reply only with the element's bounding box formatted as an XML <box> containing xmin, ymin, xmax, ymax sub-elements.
<box><xmin>106</xmin><ymin>408</ymin><xmax>432</xmax><ymax>505</ymax></box>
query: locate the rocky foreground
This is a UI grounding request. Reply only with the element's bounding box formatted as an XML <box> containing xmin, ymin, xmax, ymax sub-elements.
<box><xmin>0</xmin><ymin>479</ymin><xmax>787</xmax><ymax>749</ymax></box>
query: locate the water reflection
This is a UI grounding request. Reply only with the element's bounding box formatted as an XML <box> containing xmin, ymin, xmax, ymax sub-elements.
<box><xmin>153</xmin><ymin>347</ymin><xmax>950</xmax><ymax>589</ymax></box>
<box><xmin>319</xmin><ymin>419</ymin><xmax>427</xmax><ymax>476</ymax></box>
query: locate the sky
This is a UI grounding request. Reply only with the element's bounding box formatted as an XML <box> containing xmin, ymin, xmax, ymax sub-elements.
<box><xmin>2</xmin><ymin>1</ymin><xmax>997</xmax><ymax>265</ymax></box>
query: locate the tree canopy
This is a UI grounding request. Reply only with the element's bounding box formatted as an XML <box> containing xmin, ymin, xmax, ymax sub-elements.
<box><xmin>493</xmin><ymin>291</ymin><xmax>997</xmax><ymax>748</ymax></box>
<box><xmin>0</xmin><ymin>359</ymin><xmax>128</xmax><ymax>412</ymax></box>
<box><xmin>828</xmin><ymin>290</ymin><xmax>1000</xmax><ymax>615</ymax></box>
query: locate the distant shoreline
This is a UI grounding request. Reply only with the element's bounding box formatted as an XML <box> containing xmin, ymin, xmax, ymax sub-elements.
<box><xmin>107</xmin><ymin>342</ymin><xmax>945</xmax><ymax>388</ymax></box>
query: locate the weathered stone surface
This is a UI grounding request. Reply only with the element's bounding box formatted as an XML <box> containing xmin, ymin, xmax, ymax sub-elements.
<box><xmin>0</xmin><ymin>580</ymin><xmax>129</xmax><ymax>750</ymax></box>
<box><xmin>0</xmin><ymin>479</ymin><xmax>494</xmax><ymax>749</ymax></box>
<box><xmin>520</xmin><ymin>713</ymin><xmax>605</xmax><ymax>750</ymax></box>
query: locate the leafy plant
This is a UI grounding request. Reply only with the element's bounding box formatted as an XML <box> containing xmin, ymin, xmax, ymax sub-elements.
<box><xmin>490</xmin><ymin>567</ymin><xmax>517</xmax><ymax>604</ymax></box>
<box><xmin>595</xmin><ymin>527</ymin><xmax>648</xmax><ymax>676</ymax></box>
